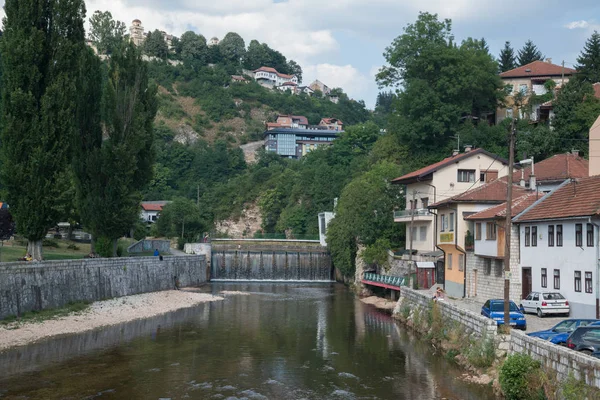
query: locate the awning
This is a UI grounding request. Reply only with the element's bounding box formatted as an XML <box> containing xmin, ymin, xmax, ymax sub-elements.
<box><xmin>416</xmin><ymin>261</ymin><xmax>436</xmax><ymax>269</ymax></box>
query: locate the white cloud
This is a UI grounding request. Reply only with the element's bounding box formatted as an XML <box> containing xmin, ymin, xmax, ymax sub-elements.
<box><xmin>565</xmin><ymin>20</ymin><xmax>590</xmax><ymax>30</ymax></box>
<box><xmin>303</xmin><ymin>63</ymin><xmax>374</xmax><ymax>105</ymax></box>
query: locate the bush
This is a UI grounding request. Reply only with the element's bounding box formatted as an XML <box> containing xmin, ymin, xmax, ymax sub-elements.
<box><xmin>95</xmin><ymin>237</ymin><xmax>113</xmax><ymax>258</ymax></box>
<box><xmin>67</xmin><ymin>243</ymin><xmax>80</xmax><ymax>251</ymax></box>
<box><xmin>42</xmin><ymin>239</ymin><xmax>60</xmax><ymax>248</ymax></box>
<box><xmin>177</xmin><ymin>237</ymin><xmax>186</xmax><ymax>250</ymax></box>
<box><xmin>499</xmin><ymin>353</ymin><xmax>542</xmax><ymax>400</ymax></box>
<box><xmin>465</xmin><ymin>337</ymin><xmax>496</xmax><ymax>368</ymax></box>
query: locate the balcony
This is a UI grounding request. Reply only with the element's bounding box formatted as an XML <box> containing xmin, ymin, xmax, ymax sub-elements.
<box><xmin>393</xmin><ymin>208</ymin><xmax>433</xmax><ymax>222</ymax></box>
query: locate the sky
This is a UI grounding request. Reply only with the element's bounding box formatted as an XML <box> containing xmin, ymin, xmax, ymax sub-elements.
<box><xmin>1</xmin><ymin>0</ymin><xmax>600</xmax><ymax>109</ymax></box>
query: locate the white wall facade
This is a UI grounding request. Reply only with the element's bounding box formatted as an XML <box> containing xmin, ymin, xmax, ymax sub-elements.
<box><xmin>140</xmin><ymin>210</ymin><xmax>159</xmax><ymax>223</ymax></box>
<box><xmin>519</xmin><ymin>219</ymin><xmax>599</xmax><ymax>318</ymax></box>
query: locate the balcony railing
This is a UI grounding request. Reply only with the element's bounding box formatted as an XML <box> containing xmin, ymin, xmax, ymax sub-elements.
<box><xmin>393</xmin><ymin>208</ymin><xmax>431</xmax><ymax>219</ymax></box>
<box><xmin>363</xmin><ymin>273</ymin><xmax>406</xmax><ymax>287</ymax></box>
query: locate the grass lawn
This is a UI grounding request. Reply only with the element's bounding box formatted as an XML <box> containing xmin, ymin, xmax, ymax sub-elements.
<box><xmin>0</xmin><ymin>301</ymin><xmax>90</xmax><ymax>325</ymax></box>
<box><xmin>0</xmin><ymin>239</ymin><xmax>91</xmax><ymax>262</ymax></box>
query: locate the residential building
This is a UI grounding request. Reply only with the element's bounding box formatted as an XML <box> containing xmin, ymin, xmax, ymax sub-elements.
<box><xmin>328</xmin><ymin>94</ymin><xmax>339</xmax><ymax>104</ymax></box>
<box><xmin>513</xmin><ymin>151</ymin><xmax>589</xmax><ymax>193</ymax></box>
<box><xmin>231</xmin><ymin>75</ymin><xmax>248</xmax><ymax>84</ymax></box>
<box><xmin>129</xmin><ymin>19</ymin><xmax>145</xmax><ymax>47</ymax></box>
<box><xmin>588</xmin><ymin>114</ymin><xmax>600</xmax><ymax>176</ymax></box>
<box><xmin>497</xmin><ymin>60</ymin><xmax>576</xmax><ymax>122</ymax></box>
<box><xmin>318</xmin><ymin>212</ymin><xmax>335</xmax><ymax>246</ymax></box>
<box><xmin>161</xmin><ymin>31</ymin><xmax>174</xmax><ymax>50</ymax></box>
<box><xmin>208</xmin><ymin>37</ymin><xmax>219</xmax><ymax>46</ymax></box>
<box><xmin>264</xmin><ymin>128</ymin><xmax>339</xmax><ymax>159</ymax></box>
<box><xmin>514</xmin><ymin>176</ymin><xmax>600</xmax><ymax>319</ymax></box>
<box><xmin>266</xmin><ymin>115</ymin><xmax>309</xmax><ymax>130</ymax></box>
<box><xmin>276</xmin><ymin>81</ymin><xmax>299</xmax><ymax>93</ymax></box>
<box><xmin>429</xmin><ymin>178</ymin><xmax>528</xmax><ymax>298</ymax></box>
<box><xmin>309</xmin><ymin>80</ymin><xmax>331</xmax><ymax>95</ymax></box>
<box><xmin>319</xmin><ymin>118</ymin><xmax>343</xmax><ymax>131</ymax></box>
<box><xmin>465</xmin><ymin>192</ymin><xmax>539</xmax><ymax>302</ymax></box>
<box><xmin>141</xmin><ymin>201</ymin><xmax>170</xmax><ymax>223</ymax></box>
<box><xmin>253</xmin><ymin>66</ymin><xmax>298</xmax><ymax>87</ymax></box>
<box><xmin>298</xmin><ymin>86</ymin><xmax>315</xmax><ymax>95</ymax></box>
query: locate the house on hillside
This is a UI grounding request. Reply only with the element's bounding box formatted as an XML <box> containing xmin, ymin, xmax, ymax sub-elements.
<box><xmin>513</xmin><ymin>176</ymin><xmax>600</xmax><ymax>319</ymax></box>
<box><xmin>253</xmin><ymin>66</ymin><xmax>298</xmax><ymax>88</ymax></box>
<box><xmin>497</xmin><ymin>59</ymin><xmax>577</xmax><ymax>123</ymax></box>
<box><xmin>309</xmin><ymin>80</ymin><xmax>331</xmax><ymax>95</ymax></box>
<box><xmin>537</xmin><ymin>82</ymin><xmax>600</xmax><ymax>124</ymax></box>
<box><xmin>298</xmin><ymin>86</ymin><xmax>314</xmax><ymax>96</ymax></box>
<box><xmin>319</xmin><ymin>118</ymin><xmax>343</xmax><ymax>131</ymax></box>
<box><xmin>264</xmin><ymin>128</ymin><xmax>339</xmax><ymax>159</ymax></box>
<box><xmin>129</xmin><ymin>19</ymin><xmax>145</xmax><ymax>46</ymax></box>
<box><xmin>276</xmin><ymin>81</ymin><xmax>299</xmax><ymax>93</ymax></box>
<box><xmin>208</xmin><ymin>37</ymin><xmax>219</xmax><ymax>46</ymax></box>
<box><xmin>141</xmin><ymin>201</ymin><xmax>171</xmax><ymax>223</ymax></box>
<box><xmin>391</xmin><ymin>147</ymin><xmax>510</xmax><ymax>295</ymax></box>
<box><xmin>231</xmin><ymin>75</ymin><xmax>248</xmax><ymax>83</ymax></box>
<box><xmin>513</xmin><ymin>151</ymin><xmax>588</xmax><ymax>193</ymax></box>
<box><xmin>266</xmin><ymin>115</ymin><xmax>309</xmax><ymax>131</ymax></box>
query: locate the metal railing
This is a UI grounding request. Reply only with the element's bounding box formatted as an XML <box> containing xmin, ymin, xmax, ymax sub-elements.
<box><xmin>363</xmin><ymin>273</ymin><xmax>406</xmax><ymax>287</ymax></box>
<box><xmin>393</xmin><ymin>208</ymin><xmax>431</xmax><ymax>219</ymax></box>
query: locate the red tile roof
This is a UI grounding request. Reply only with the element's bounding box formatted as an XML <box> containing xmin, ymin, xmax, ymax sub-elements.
<box><xmin>320</xmin><ymin>118</ymin><xmax>343</xmax><ymax>125</ymax></box>
<box><xmin>430</xmin><ymin>178</ymin><xmax>530</xmax><ymax>207</ymax></box>
<box><xmin>512</xmin><ymin>153</ymin><xmax>588</xmax><ymax>183</ymax></box>
<box><xmin>141</xmin><ymin>201</ymin><xmax>169</xmax><ymax>211</ymax></box>
<box><xmin>254</xmin><ymin>66</ymin><xmax>295</xmax><ymax>79</ymax></box>
<box><xmin>514</xmin><ymin>175</ymin><xmax>600</xmax><ymax>222</ymax></box>
<box><xmin>391</xmin><ymin>148</ymin><xmax>508</xmax><ymax>185</ymax></box>
<box><xmin>499</xmin><ymin>60</ymin><xmax>577</xmax><ymax>79</ymax></box>
<box><xmin>466</xmin><ymin>192</ymin><xmax>541</xmax><ymax>221</ymax></box>
<box><xmin>292</xmin><ymin>115</ymin><xmax>309</xmax><ymax>125</ymax></box>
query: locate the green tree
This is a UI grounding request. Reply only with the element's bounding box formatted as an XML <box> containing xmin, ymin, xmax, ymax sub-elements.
<box><xmin>0</xmin><ymin>0</ymin><xmax>86</xmax><ymax>260</ymax></box>
<box><xmin>517</xmin><ymin>39</ymin><xmax>544</xmax><ymax>66</ymax></box>
<box><xmin>144</xmin><ymin>29</ymin><xmax>168</xmax><ymax>59</ymax></box>
<box><xmin>243</xmin><ymin>39</ymin><xmax>269</xmax><ymax>70</ymax></box>
<box><xmin>178</xmin><ymin>31</ymin><xmax>207</xmax><ymax>65</ymax></box>
<box><xmin>219</xmin><ymin>32</ymin><xmax>246</xmax><ymax>64</ymax></box>
<box><xmin>498</xmin><ymin>41</ymin><xmax>517</xmax><ymax>72</ymax></box>
<box><xmin>156</xmin><ymin>197</ymin><xmax>204</xmax><ymax>240</ymax></box>
<box><xmin>88</xmin><ymin>10</ymin><xmax>126</xmax><ymax>55</ymax></box>
<box><xmin>287</xmin><ymin>59</ymin><xmax>302</xmax><ymax>82</ymax></box>
<box><xmin>576</xmin><ymin>30</ymin><xmax>600</xmax><ymax>83</ymax></box>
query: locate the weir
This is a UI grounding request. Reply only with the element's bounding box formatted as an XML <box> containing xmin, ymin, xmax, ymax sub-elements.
<box><xmin>209</xmin><ymin>239</ymin><xmax>333</xmax><ymax>281</ymax></box>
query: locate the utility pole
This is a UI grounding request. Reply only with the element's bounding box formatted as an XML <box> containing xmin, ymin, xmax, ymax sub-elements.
<box><xmin>197</xmin><ymin>185</ymin><xmax>200</xmax><ymax>206</ymax></box>
<box><xmin>504</xmin><ymin>119</ymin><xmax>516</xmax><ymax>325</ymax></box>
<box><xmin>561</xmin><ymin>60</ymin><xmax>565</xmax><ymax>86</ymax></box>
<box><xmin>408</xmin><ymin>190</ymin><xmax>417</xmax><ymax>289</ymax></box>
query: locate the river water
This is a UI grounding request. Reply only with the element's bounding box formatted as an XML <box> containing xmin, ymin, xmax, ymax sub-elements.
<box><xmin>0</xmin><ymin>283</ymin><xmax>496</xmax><ymax>399</ymax></box>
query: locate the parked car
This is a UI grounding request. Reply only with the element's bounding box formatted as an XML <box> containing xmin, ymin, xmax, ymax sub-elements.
<box><xmin>547</xmin><ymin>321</ymin><xmax>600</xmax><ymax>345</ymax></box>
<box><xmin>566</xmin><ymin>326</ymin><xmax>600</xmax><ymax>355</ymax></box>
<box><xmin>528</xmin><ymin>319</ymin><xmax>600</xmax><ymax>341</ymax></box>
<box><xmin>520</xmin><ymin>291</ymin><xmax>570</xmax><ymax>317</ymax></box>
<box><xmin>481</xmin><ymin>299</ymin><xmax>527</xmax><ymax>330</ymax></box>
<box><xmin>591</xmin><ymin>351</ymin><xmax>600</xmax><ymax>359</ymax></box>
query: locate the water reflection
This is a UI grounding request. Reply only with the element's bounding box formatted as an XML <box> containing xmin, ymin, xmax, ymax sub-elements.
<box><xmin>0</xmin><ymin>283</ymin><xmax>495</xmax><ymax>399</ymax></box>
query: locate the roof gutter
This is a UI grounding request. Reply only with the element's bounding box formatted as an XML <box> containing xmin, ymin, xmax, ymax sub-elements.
<box><xmin>590</xmin><ymin>217</ymin><xmax>600</xmax><ymax>319</ymax></box>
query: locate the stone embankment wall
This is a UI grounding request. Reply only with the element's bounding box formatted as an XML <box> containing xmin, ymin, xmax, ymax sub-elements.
<box><xmin>511</xmin><ymin>330</ymin><xmax>600</xmax><ymax>388</ymax></box>
<box><xmin>0</xmin><ymin>256</ymin><xmax>207</xmax><ymax>319</ymax></box>
<box><xmin>395</xmin><ymin>286</ymin><xmax>498</xmax><ymax>339</ymax></box>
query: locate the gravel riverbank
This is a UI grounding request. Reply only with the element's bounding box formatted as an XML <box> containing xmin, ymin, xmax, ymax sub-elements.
<box><xmin>0</xmin><ymin>290</ymin><xmax>224</xmax><ymax>351</ymax></box>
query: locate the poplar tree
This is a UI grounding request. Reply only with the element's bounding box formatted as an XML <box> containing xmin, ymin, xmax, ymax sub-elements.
<box><xmin>498</xmin><ymin>41</ymin><xmax>517</xmax><ymax>72</ymax></box>
<box><xmin>517</xmin><ymin>40</ymin><xmax>544</xmax><ymax>66</ymax></box>
<box><xmin>576</xmin><ymin>31</ymin><xmax>600</xmax><ymax>83</ymax></box>
<box><xmin>0</xmin><ymin>0</ymin><xmax>86</xmax><ymax>259</ymax></box>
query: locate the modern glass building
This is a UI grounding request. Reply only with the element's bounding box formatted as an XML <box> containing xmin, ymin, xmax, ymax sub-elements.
<box><xmin>264</xmin><ymin>128</ymin><xmax>341</xmax><ymax>159</ymax></box>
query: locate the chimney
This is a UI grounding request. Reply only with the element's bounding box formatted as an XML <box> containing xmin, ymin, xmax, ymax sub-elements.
<box><xmin>529</xmin><ymin>174</ymin><xmax>537</xmax><ymax>191</ymax></box>
<box><xmin>545</xmin><ymin>58</ymin><xmax>552</xmax><ymax>64</ymax></box>
<box><xmin>452</xmin><ymin>149</ymin><xmax>459</xmax><ymax>156</ymax></box>
<box><xmin>464</xmin><ymin>145</ymin><xmax>473</xmax><ymax>153</ymax></box>
<box><xmin>590</xmin><ymin>115</ymin><xmax>600</xmax><ymax>177</ymax></box>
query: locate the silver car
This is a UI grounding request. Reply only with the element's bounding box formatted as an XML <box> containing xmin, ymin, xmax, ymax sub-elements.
<box><xmin>520</xmin><ymin>292</ymin><xmax>570</xmax><ymax>317</ymax></box>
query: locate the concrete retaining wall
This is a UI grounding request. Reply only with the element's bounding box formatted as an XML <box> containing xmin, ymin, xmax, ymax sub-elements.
<box><xmin>127</xmin><ymin>239</ymin><xmax>171</xmax><ymax>253</ymax></box>
<box><xmin>511</xmin><ymin>330</ymin><xmax>600</xmax><ymax>388</ymax></box>
<box><xmin>0</xmin><ymin>256</ymin><xmax>207</xmax><ymax>319</ymax></box>
<box><xmin>395</xmin><ymin>287</ymin><xmax>497</xmax><ymax>339</ymax></box>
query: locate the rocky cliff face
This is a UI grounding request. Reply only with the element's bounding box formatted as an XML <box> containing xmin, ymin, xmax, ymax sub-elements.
<box><xmin>214</xmin><ymin>203</ymin><xmax>263</xmax><ymax>238</ymax></box>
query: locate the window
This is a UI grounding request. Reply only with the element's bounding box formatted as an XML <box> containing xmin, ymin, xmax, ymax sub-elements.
<box><xmin>541</xmin><ymin>268</ymin><xmax>547</xmax><ymax>288</ymax></box>
<box><xmin>447</xmin><ymin>253</ymin><xmax>453</xmax><ymax>270</ymax></box>
<box><xmin>419</xmin><ymin>226</ymin><xmax>427</xmax><ymax>241</ymax></box>
<box><xmin>576</xmin><ymin>224</ymin><xmax>583</xmax><ymax>247</ymax></box>
<box><xmin>557</xmin><ymin>225</ymin><xmax>563</xmax><ymax>247</ymax></box>
<box><xmin>586</xmin><ymin>272</ymin><xmax>593</xmax><ymax>293</ymax></box>
<box><xmin>480</xmin><ymin>172</ymin><xmax>485</xmax><ymax>182</ymax></box>
<box><xmin>486</xmin><ymin>222</ymin><xmax>496</xmax><ymax>240</ymax></box>
<box><xmin>494</xmin><ymin>259</ymin><xmax>503</xmax><ymax>277</ymax></box>
<box><xmin>411</xmin><ymin>227</ymin><xmax>417</xmax><ymax>241</ymax></box>
<box><xmin>548</xmin><ymin>225</ymin><xmax>554</xmax><ymax>247</ymax></box>
<box><xmin>525</xmin><ymin>227</ymin><xmax>530</xmax><ymax>247</ymax></box>
<box><xmin>531</xmin><ymin>226</ymin><xmax>537</xmax><ymax>247</ymax></box>
<box><xmin>587</xmin><ymin>223</ymin><xmax>594</xmax><ymax>247</ymax></box>
<box><xmin>421</xmin><ymin>197</ymin><xmax>429</xmax><ymax>208</ymax></box>
<box><xmin>484</xmin><ymin>258</ymin><xmax>491</xmax><ymax>275</ymax></box>
<box><xmin>519</xmin><ymin>83</ymin><xmax>528</xmax><ymax>95</ymax></box>
<box><xmin>459</xmin><ymin>254</ymin><xmax>464</xmax><ymax>272</ymax></box>
<box><xmin>575</xmin><ymin>271</ymin><xmax>582</xmax><ymax>292</ymax></box>
<box><xmin>554</xmin><ymin>269</ymin><xmax>560</xmax><ymax>290</ymax></box>
<box><xmin>441</xmin><ymin>214</ymin><xmax>447</xmax><ymax>232</ymax></box>
<box><xmin>475</xmin><ymin>223</ymin><xmax>482</xmax><ymax>240</ymax></box>
<box><xmin>449</xmin><ymin>213</ymin><xmax>455</xmax><ymax>232</ymax></box>
<box><xmin>457</xmin><ymin>169</ymin><xmax>476</xmax><ymax>183</ymax></box>
<box><xmin>409</xmin><ymin>200</ymin><xmax>415</xmax><ymax>210</ymax></box>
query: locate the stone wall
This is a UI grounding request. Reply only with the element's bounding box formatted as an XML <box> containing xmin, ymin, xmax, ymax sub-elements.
<box><xmin>127</xmin><ymin>239</ymin><xmax>171</xmax><ymax>253</ymax></box>
<box><xmin>394</xmin><ymin>286</ymin><xmax>498</xmax><ymax>339</ymax></box>
<box><xmin>0</xmin><ymin>256</ymin><xmax>207</xmax><ymax>319</ymax></box>
<box><xmin>511</xmin><ymin>330</ymin><xmax>600</xmax><ymax>388</ymax></box>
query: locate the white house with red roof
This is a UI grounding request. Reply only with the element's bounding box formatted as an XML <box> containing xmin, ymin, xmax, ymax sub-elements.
<box><xmin>319</xmin><ymin>118</ymin><xmax>343</xmax><ymax>131</ymax></box>
<box><xmin>498</xmin><ymin>59</ymin><xmax>577</xmax><ymax>122</ymax></box>
<box><xmin>253</xmin><ymin>66</ymin><xmax>298</xmax><ymax>87</ymax></box>
<box><xmin>140</xmin><ymin>201</ymin><xmax>171</xmax><ymax>223</ymax></box>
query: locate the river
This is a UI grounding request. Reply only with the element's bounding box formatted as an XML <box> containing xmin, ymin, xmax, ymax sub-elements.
<box><xmin>0</xmin><ymin>283</ymin><xmax>496</xmax><ymax>399</ymax></box>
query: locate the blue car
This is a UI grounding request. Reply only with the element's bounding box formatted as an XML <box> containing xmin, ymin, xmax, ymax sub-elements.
<box><xmin>547</xmin><ymin>320</ymin><xmax>600</xmax><ymax>345</ymax></box>
<box><xmin>481</xmin><ymin>299</ymin><xmax>527</xmax><ymax>330</ymax></box>
<box><xmin>528</xmin><ymin>319</ymin><xmax>600</xmax><ymax>341</ymax></box>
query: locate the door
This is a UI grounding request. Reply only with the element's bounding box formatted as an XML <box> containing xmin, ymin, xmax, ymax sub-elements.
<box><xmin>436</xmin><ymin>260</ymin><xmax>445</xmax><ymax>285</ymax></box>
<box><xmin>522</xmin><ymin>267</ymin><xmax>532</xmax><ymax>300</ymax></box>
